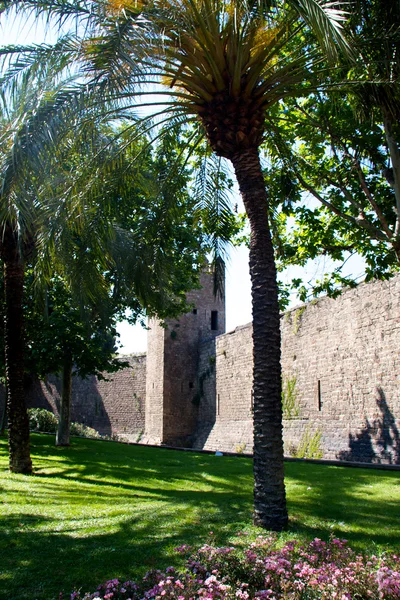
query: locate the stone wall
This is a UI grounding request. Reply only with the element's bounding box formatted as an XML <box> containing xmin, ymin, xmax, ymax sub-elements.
<box><xmin>280</xmin><ymin>275</ymin><xmax>400</xmax><ymax>464</ymax></box>
<box><xmin>143</xmin><ymin>319</ymin><xmax>166</xmax><ymax>444</ymax></box>
<box><xmin>194</xmin><ymin>324</ymin><xmax>253</xmax><ymax>453</ymax></box>
<box><xmin>16</xmin><ymin>271</ymin><xmax>400</xmax><ymax>465</ymax></box>
<box><xmin>194</xmin><ymin>275</ymin><xmax>400</xmax><ymax>464</ymax></box>
<box><xmin>26</xmin><ymin>355</ymin><xmax>146</xmax><ymax>440</ymax></box>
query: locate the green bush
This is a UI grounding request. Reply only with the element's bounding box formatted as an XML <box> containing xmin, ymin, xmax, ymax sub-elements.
<box><xmin>294</xmin><ymin>427</ymin><xmax>324</xmax><ymax>459</ymax></box>
<box><xmin>282</xmin><ymin>375</ymin><xmax>301</xmax><ymax>419</ymax></box>
<box><xmin>28</xmin><ymin>408</ymin><xmax>58</xmax><ymax>433</ymax></box>
<box><xmin>27</xmin><ymin>408</ymin><xmax>121</xmax><ymax>441</ymax></box>
<box><xmin>70</xmin><ymin>422</ymin><xmax>102</xmax><ymax>439</ymax></box>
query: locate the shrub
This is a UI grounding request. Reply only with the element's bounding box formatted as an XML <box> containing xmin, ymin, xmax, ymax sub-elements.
<box><xmin>296</xmin><ymin>427</ymin><xmax>324</xmax><ymax>459</ymax></box>
<box><xmin>281</xmin><ymin>375</ymin><xmax>301</xmax><ymax>419</ymax></box>
<box><xmin>69</xmin><ymin>422</ymin><xmax>102</xmax><ymax>439</ymax></box>
<box><xmin>69</xmin><ymin>537</ymin><xmax>400</xmax><ymax>599</ymax></box>
<box><xmin>235</xmin><ymin>442</ymin><xmax>247</xmax><ymax>454</ymax></box>
<box><xmin>289</xmin><ymin>427</ymin><xmax>324</xmax><ymax>460</ymax></box>
<box><xmin>28</xmin><ymin>408</ymin><xmax>58</xmax><ymax>433</ymax></box>
<box><xmin>28</xmin><ymin>408</ymin><xmax>120</xmax><ymax>441</ymax></box>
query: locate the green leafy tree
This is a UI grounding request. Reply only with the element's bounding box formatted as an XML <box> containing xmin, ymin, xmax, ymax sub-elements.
<box><xmin>22</xmin><ymin>274</ymin><xmax>126</xmax><ymax>446</ymax></box>
<box><xmin>258</xmin><ymin>0</ymin><xmax>400</xmax><ymax>299</ymax></box>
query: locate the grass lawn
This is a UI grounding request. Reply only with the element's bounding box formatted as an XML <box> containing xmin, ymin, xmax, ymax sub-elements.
<box><xmin>1</xmin><ymin>434</ymin><xmax>399</xmax><ymax>600</ymax></box>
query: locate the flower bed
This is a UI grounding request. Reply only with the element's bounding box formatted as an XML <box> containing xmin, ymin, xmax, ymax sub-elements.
<box><xmin>70</xmin><ymin>537</ymin><xmax>400</xmax><ymax>599</ymax></box>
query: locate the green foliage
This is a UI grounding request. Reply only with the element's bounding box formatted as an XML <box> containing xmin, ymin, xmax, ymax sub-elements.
<box><xmin>254</xmin><ymin>0</ymin><xmax>400</xmax><ymax>301</ymax></box>
<box><xmin>292</xmin><ymin>306</ymin><xmax>306</xmax><ymax>335</ymax></box>
<box><xmin>23</xmin><ymin>273</ymin><xmax>125</xmax><ymax>382</ymax></box>
<box><xmin>69</xmin><ymin>422</ymin><xmax>102</xmax><ymax>439</ymax></box>
<box><xmin>282</xmin><ymin>375</ymin><xmax>301</xmax><ymax>419</ymax></box>
<box><xmin>27</xmin><ymin>408</ymin><xmax>113</xmax><ymax>440</ymax></box>
<box><xmin>27</xmin><ymin>408</ymin><xmax>58</xmax><ymax>433</ymax></box>
<box><xmin>291</xmin><ymin>427</ymin><xmax>324</xmax><ymax>460</ymax></box>
<box><xmin>109</xmin><ymin>125</ymin><xmax>208</xmax><ymax>320</ymax></box>
<box><xmin>263</xmin><ymin>92</ymin><xmax>399</xmax><ymax>294</ymax></box>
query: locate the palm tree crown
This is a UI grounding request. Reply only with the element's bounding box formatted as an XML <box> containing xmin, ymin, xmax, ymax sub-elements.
<box><xmin>140</xmin><ymin>0</ymin><xmax>349</xmax><ymax>159</ymax></box>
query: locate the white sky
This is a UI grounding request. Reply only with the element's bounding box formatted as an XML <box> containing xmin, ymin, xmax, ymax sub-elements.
<box><xmin>1</xmin><ymin>13</ymin><xmax>367</xmax><ymax>355</ymax></box>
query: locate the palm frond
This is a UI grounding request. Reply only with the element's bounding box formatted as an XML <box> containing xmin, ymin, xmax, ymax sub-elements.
<box><xmin>288</xmin><ymin>0</ymin><xmax>353</xmax><ymax>62</ymax></box>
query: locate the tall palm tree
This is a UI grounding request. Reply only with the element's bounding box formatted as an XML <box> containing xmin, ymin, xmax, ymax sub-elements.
<box><xmin>1</xmin><ymin>0</ymin><xmax>351</xmax><ymax>526</ymax></box>
<box><xmin>121</xmin><ymin>0</ymin><xmax>350</xmax><ymax>531</ymax></box>
<box><xmin>0</xmin><ymin>68</ymin><xmax>96</xmax><ymax>472</ymax></box>
<box><xmin>0</xmin><ymin>70</ymin><xmax>62</xmax><ymax>473</ymax></box>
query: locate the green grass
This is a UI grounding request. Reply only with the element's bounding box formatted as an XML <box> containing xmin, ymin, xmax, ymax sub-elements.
<box><xmin>1</xmin><ymin>434</ymin><xmax>399</xmax><ymax>600</ymax></box>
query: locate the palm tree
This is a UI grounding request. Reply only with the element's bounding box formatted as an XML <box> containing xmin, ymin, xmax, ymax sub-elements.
<box><xmin>0</xmin><ymin>70</ymin><xmax>58</xmax><ymax>473</ymax></box>
<box><xmin>1</xmin><ymin>0</ymin><xmax>351</xmax><ymax>526</ymax></box>
<box><xmin>0</xmin><ymin>63</ymin><xmax>210</xmax><ymax>469</ymax></box>
<box><xmin>0</xmin><ymin>67</ymin><xmax>95</xmax><ymax>472</ymax></box>
<box><xmin>120</xmin><ymin>0</ymin><xmax>350</xmax><ymax>530</ymax></box>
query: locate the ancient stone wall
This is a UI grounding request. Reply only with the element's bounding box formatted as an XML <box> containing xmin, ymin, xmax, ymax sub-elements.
<box><xmin>194</xmin><ymin>324</ymin><xmax>253</xmax><ymax>453</ymax></box>
<box><xmin>280</xmin><ymin>275</ymin><xmax>400</xmax><ymax>464</ymax></box>
<box><xmin>193</xmin><ymin>337</ymin><xmax>217</xmax><ymax>447</ymax></box>
<box><xmin>18</xmin><ymin>271</ymin><xmax>400</xmax><ymax>465</ymax></box>
<box><xmin>194</xmin><ymin>275</ymin><xmax>400</xmax><ymax>464</ymax></box>
<box><xmin>26</xmin><ymin>355</ymin><xmax>146</xmax><ymax>440</ymax></box>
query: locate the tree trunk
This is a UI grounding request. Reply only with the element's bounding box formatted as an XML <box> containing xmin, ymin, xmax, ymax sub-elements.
<box><xmin>2</xmin><ymin>225</ymin><xmax>32</xmax><ymax>474</ymax></box>
<box><xmin>56</xmin><ymin>358</ymin><xmax>73</xmax><ymax>446</ymax></box>
<box><xmin>383</xmin><ymin>113</ymin><xmax>400</xmax><ymax>238</ymax></box>
<box><xmin>230</xmin><ymin>147</ymin><xmax>288</xmax><ymax>531</ymax></box>
<box><xmin>0</xmin><ymin>387</ymin><xmax>7</xmax><ymax>436</ymax></box>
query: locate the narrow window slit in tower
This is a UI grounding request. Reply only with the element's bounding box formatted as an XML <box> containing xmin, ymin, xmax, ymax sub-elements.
<box><xmin>217</xmin><ymin>394</ymin><xmax>220</xmax><ymax>416</ymax></box>
<box><xmin>211</xmin><ymin>310</ymin><xmax>218</xmax><ymax>330</ymax></box>
<box><xmin>318</xmin><ymin>380</ymin><xmax>322</xmax><ymax>411</ymax></box>
<box><xmin>192</xmin><ymin>308</ymin><xmax>197</xmax><ymax>315</ymax></box>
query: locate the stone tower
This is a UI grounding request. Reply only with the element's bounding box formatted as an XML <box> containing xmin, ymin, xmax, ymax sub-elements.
<box><xmin>144</xmin><ymin>267</ymin><xmax>225</xmax><ymax>446</ymax></box>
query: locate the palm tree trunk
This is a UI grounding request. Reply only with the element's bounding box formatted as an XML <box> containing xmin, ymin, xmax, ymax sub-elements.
<box><xmin>56</xmin><ymin>358</ymin><xmax>73</xmax><ymax>446</ymax></box>
<box><xmin>0</xmin><ymin>387</ymin><xmax>7</xmax><ymax>436</ymax></box>
<box><xmin>230</xmin><ymin>147</ymin><xmax>288</xmax><ymax>531</ymax></box>
<box><xmin>2</xmin><ymin>225</ymin><xmax>32</xmax><ymax>474</ymax></box>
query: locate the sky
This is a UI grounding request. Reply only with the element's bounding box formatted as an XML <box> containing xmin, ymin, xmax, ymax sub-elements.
<box><xmin>1</xmin><ymin>12</ymin><xmax>367</xmax><ymax>355</ymax></box>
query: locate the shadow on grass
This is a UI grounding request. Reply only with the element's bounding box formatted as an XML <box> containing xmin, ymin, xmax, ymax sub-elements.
<box><xmin>1</xmin><ymin>434</ymin><xmax>400</xmax><ymax>600</ymax></box>
<box><xmin>1</xmin><ymin>492</ymin><xmax>250</xmax><ymax>600</ymax></box>
<box><xmin>285</xmin><ymin>461</ymin><xmax>400</xmax><ymax>549</ymax></box>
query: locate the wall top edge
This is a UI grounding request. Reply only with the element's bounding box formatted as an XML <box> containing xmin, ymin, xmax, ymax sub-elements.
<box><xmin>222</xmin><ymin>322</ymin><xmax>253</xmax><ymax>337</ymax></box>
<box><xmin>280</xmin><ymin>271</ymin><xmax>400</xmax><ymax>318</ymax></box>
